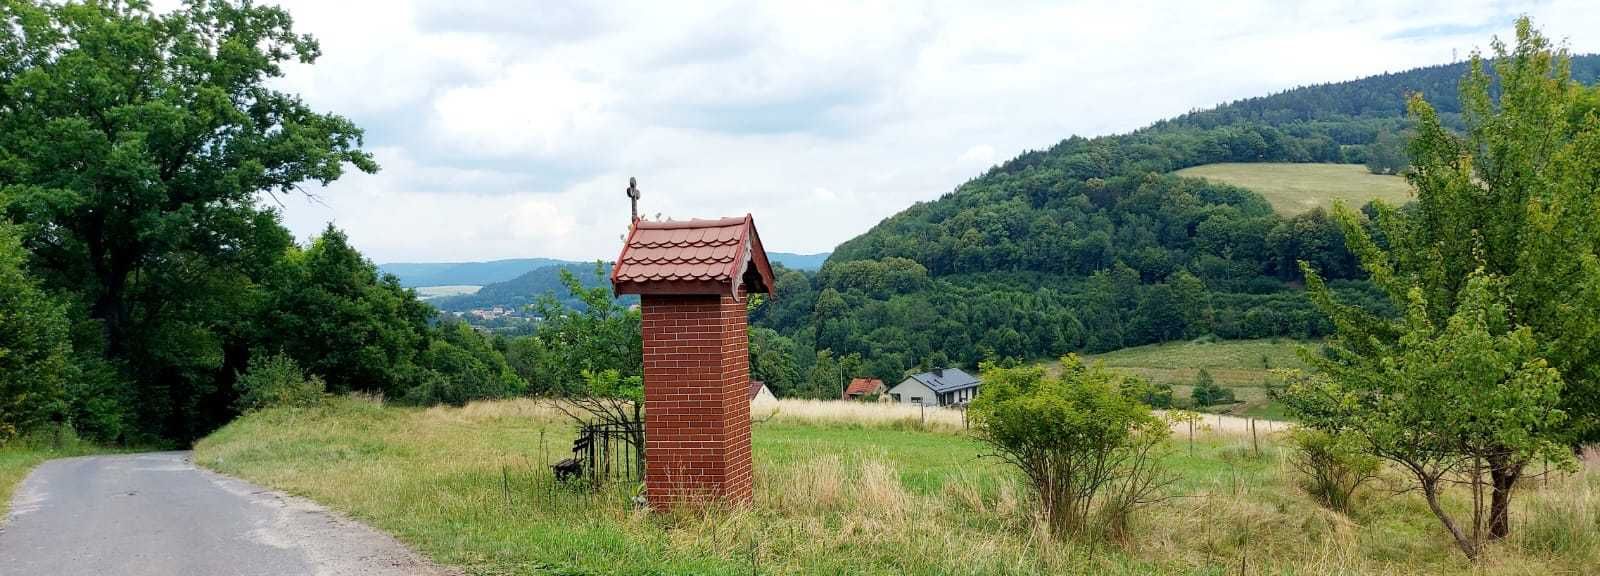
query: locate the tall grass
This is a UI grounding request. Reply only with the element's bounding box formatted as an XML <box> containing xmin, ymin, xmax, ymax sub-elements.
<box><xmin>195</xmin><ymin>396</ymin><xmax>1600</xmax><ymax>575</ymax></box>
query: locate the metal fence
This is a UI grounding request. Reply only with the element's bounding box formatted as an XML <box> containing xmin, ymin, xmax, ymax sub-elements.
<box><xmin>554</xmin><ymin>421</ymin><xmax>643</xmax><ymax>488</ymax></box>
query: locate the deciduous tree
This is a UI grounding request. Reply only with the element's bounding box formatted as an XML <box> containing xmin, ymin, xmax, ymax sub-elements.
<box><xmin>1289</xmin><ymin>18</ymin><xmax>1600</xmax><ymax>544</ymax></box>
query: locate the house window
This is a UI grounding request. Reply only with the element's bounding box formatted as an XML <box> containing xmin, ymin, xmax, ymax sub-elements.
<box><xmin>892</xmin><ymin>393</ymin><xmax>901</xmax><ymax>402</ymax></box>
<box><xmin>910</xmin><ymin>396</ymin><xmax>922</xmax><ymax>405</ymax></box>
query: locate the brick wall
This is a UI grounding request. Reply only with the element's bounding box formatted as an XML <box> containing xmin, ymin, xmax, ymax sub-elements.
<box><xmin>640</xmin><ymin>293</ymin><xmax>753</xmax><ymax>507</ymax></box>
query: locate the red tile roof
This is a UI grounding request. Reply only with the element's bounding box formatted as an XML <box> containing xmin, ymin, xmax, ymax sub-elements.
<box><xmin>844</xmin><ymin>378</ymin><xmax>885</xmax><ymax>398</ymax></box>
<box><xmin>612</xmin><ymin>215</ymin><xmax>775</xmax><ymax>298</ymax></box>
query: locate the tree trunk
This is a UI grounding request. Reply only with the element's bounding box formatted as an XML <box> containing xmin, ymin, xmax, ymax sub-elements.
<box><xmin>1488</xmin><ymin>458</ymin><xmax>1523</xmax><ymax>540</ymax></box>
<box><xmin>1421</xmin><ymin>477</ymin><xmax>1478</xmax><ymax>560</ymax></box>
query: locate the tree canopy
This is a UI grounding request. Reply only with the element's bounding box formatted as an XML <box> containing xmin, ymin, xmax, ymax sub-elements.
<box><xmin>1281</xmin><ymin>18</ymin><xmax>1598</xmax><ymax>555</ymax></box>
<box><xmin>0</xmin><ymin>1</ymin><xmax>508</xmax><ymax>443</ymax></box>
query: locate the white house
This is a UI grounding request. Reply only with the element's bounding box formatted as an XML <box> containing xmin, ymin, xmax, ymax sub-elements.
<box><xmin>749</xmin><ymin>380</ymin><xmax>777</xmax><ymax>403</ymax></box>
<box><xmin>885</xmin><ymin>368</ymin><xmax>980</xmax><ymax>407</ymax></box>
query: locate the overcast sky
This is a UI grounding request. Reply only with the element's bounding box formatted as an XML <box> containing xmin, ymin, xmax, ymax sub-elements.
<box><xmin>217</xmin><ymin>1</ymin><xmax>1600</xmax><ymax>264</ymax></box>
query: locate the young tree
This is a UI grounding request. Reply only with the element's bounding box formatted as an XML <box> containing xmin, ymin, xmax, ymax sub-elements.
<box><xmin>1288</xmin><ymin>18</ymin><xmax>1600</xmax><ymax>544</ymax></box>
<box><xmin>969</xmin><ymin>356</ymin><xmax>1171</xmax><ymax>539</ymax></box>
<box><xmin>1189</xmin><ymin>368</ymin><xmax>1234</xmax><ymax>406</ymax></box>
<box><xmin>0</xmin><ymin>222</ymin><xmax>72</xmax><ymax>440</ymax></box>
<box><xmin>522</xmin><ymin>264</ymin><xmax>643</xmax><ymax>395</ymax></box>
<box><xmin>1282</xmin><ymin>273</ymin><xmax>1571</xmax><ymax>559</ymax></box>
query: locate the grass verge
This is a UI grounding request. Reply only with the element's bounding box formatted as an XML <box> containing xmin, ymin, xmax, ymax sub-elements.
<box><xmin>1</xmin><ymin>429</ymin><xmax>108</xmax><ymax>520</ymax></box>
<box><xmin>197</xmin><ymin>396</ymin><xmax>1598</xmax><ymax>575</ymax></box>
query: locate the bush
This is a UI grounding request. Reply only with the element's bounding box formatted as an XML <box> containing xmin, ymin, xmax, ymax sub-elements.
<box><xmin>1286</xmin><ymin>428</ymin><xmax>1378</xmax><ymax>514</ymax></box>
<box><xmin>404</xmin><ymin>322</ymin><xmax>525</xmax><ymax>406</ymax></box>
<box><xmin>1189</xmin><ymin>369</ymin><xmax>1235</xmax><ymax>406</ymax></box>
<box><xmin>0</xmin><ymin>222</ymin><xmax>73</xmax><ymax>440</ymax></box>
<box><xmin>1119</xmin><ymin>376</ymin><xmax>1173</xmax><ymax>408</ymax></box>
<box><xmin>234</xmin><ymin>352</ymin><xmax>325</xmax><ymax>413</ymax></box>
<box><xmin>970</xmin><ymin>355</ymin><xmax>1172</xmax><ymax>539</ymax></box>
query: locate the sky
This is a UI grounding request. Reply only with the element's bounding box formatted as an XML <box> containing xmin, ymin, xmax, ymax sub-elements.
<box><xmin>193</xmin><ymin>0</ymin><xmax>1600</xmax><ymax>264</ymax></box>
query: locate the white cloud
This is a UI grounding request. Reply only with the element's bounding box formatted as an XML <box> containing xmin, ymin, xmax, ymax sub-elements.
<box><xmin>232</xmin><ymin>0</ymin><xmax>1600</xmax><ymax>263</ymax></box>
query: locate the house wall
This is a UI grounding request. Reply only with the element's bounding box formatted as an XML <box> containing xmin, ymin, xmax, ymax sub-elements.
<box><xmin>939</xmin><ymin>385</ymin><xmax>979</xmax><ymax>406</ymax></box>
<box><xmin>886</xmin><ymin>378</ymin><xmax>936</xmax><ymax>406</ymax></box>
<box><xmin>752</xmin><ymin>386</ymin><xmax>776</xmax><ymax>403</ymax></box>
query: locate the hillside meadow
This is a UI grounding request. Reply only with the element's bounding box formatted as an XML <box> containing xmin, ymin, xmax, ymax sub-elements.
<box><xmin>1050</xmin><ymin>338</ymin><xmax>1313</xmax><ymax>419</ymax></box>
<box><xmin>195</xmin><ymin>396</ymin><xmax>1599</xmax><ymax>575</ymax></box>
<box><xmin>1173</xmin><ymin>163</ymin><xmax>1412</xmax><ymax>216</ymax></box>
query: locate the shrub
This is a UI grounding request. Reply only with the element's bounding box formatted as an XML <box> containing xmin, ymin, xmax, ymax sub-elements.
<box><xmin>234</xmin><ymin>352</ymin><xmax>325</xmax><ymax>413</ymax></box>
<box><xmin>1119</xmin><ymin>376</ymin><xmax>1173</xmax><ymax>409</ymax></box>
<box><xmin>1190</xmin><ymin>369</ymin><xmax>1235</xmax><ymax>406</ymax></box>
<box><xmin>0</xmin><ymin>222</ymin><xmax>72</xmax><ymax>439</ymax></box>
<box><xmin>970</xmin><ymin>355</ymin><xmax>1172</xmax><ymax>539</ymax></box>
<box><xmin>405</xmin><ymin>321</ymin><xmax>525</xmax><ymax>406</ymax></box>
<box><xmin>1285</xmin><ymin>428</ymin><xmax>1379</xmax><ymax>514</ymax></box>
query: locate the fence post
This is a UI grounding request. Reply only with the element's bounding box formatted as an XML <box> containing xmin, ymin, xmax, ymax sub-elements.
<box><xmin>1251</xmin><ymin>418</ymin><xmax>1259</xmax><ymax>458</ymax></box>
<box><xmin>1188</xmin><ymin>419</ymin><xmax>1195</xmax><ymax>456</ymax></box>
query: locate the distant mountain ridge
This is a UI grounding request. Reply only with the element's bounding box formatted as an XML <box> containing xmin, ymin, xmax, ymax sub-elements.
<box><xmin>380</xmin><ymin>258</ymin><xmax>576</xmax><ymax>288</ymax></box>
<box><xmin>384</xmin><ymin>252</ymin><xmax>831</xmax><ymax>288</ymax></box>
<box><xmin>769</xmin><ymin>252</ymin><xmax>832</xmax><ymax>271</ymax></box>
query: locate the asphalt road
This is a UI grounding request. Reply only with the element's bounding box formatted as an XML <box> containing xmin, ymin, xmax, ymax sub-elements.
<box><xmin>0</xmin><ymin>452</ymin><xmax>454</xmax><ymax>576</ymax></box>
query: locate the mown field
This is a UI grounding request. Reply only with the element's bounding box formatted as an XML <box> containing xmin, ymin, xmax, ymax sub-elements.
<box><xmin>1173</xmin><ymin>163</ymin><xmax>1412</xmax><ymax>216</ymax></box>
<box><xmin>414</xmin><ymin>285</ymin><xmax>483</xmax><ymax>300</ymax></box>
<box><xmin>195</xmin><ymin>396</ymin><xmax>1599</xmax><ymax>575</ymax></box>
<box><xmin>1064</xmin><ymin>338</ymin><xmax>1313</xmax><ymax>418</ymax></box>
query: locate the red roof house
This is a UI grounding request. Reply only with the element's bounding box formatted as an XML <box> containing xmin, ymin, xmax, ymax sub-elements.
<box><xmin>611</xmin><ymin>215</ymin><xmax>776</xmax><ymax>298</ymax></box>
<box><xmin>843</xmin><ymin>378</ymin><xmax>886</xmax><ymax>400</ymax></box>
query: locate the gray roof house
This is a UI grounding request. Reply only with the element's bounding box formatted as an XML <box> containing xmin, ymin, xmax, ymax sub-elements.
<box><xmin>885</xmin><ymin>368</ymin><xmax>980</xmax><ymax>407</ymax></box>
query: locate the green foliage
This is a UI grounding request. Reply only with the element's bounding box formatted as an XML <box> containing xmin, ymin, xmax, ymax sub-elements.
<box><xmin>509</xmin><ymin>264</ymin><xmax>642</xmax><ymax>396</ymax></box>
<box><xmin>577</xmin><ymin>368</ymin><xmax>643</xmax><ymax>404</ymax></box>
<box><xmin>1285</xmin><ymin>428</ymin><xmax>1378</xmax><ymax>514</ymax></box>
<box><xmin>0</xmin><ymin>0</ymin><xmax>376</xmax><ymax>441</ymax></box>
<box><xmin>969</xmin><ymin>355</ymin><xmax>1171</xmax><ymax>538</ymax></box>
<box><xmin>263</xmin><ymin>226</ymin><xmax>433</xmax><ymax>397</ymax></box>
<box><xmin>233</xmin><ymin>352</ymin><xmax>324</xmax><ymax>413</ymax></box>
<box><xmin>407</xmin><ymin>321</ymin><xmax>524</xmax><ymax>407</ymax></box>
<box><xmin>1118</xmin><ymin>376</ymin><xmax>1173</xmax><ymax>409</ymax></box>
<box><xmin>1363</xmin><ymin>130</ymin><xmax>1410</xmax><ymax>175</ymax></box>
<box><xmin>1284</xmin><ymin>273</ymin><xmax>1573</xmax><ymax>558</ymax></box>
<box><xmin>1284</xmin><ymin>18</ymin><xmax>1600</xmax><ymax>557</ymax></box>
<box><xmin>749</xmin><ymin>326</ymin><xmax>802</xmax><ymax>397</ymax></box>
<box><xmin>0</xmin><ymin>222</ymin><xmax>71</xmax><ymax>441</ymax></box>
<box><xmin>1188</xmin><ymin>368</ymin><xmax>1235</xmax><ymax>406</ymax></box>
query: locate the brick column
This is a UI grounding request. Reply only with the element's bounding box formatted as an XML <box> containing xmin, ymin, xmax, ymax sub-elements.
<box><xmin>640</xmin><ymin>293</ymin><xmax>753</xmax><ymax>507</ymax></box>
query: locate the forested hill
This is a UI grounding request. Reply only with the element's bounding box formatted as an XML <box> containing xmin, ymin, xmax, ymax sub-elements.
<box><xmin>745</xmin><ymin>55</ymin><xmax>1600</xmax><ymax>396</ymax></box>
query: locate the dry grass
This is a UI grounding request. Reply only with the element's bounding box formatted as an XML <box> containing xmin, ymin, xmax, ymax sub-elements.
<box><xmin>194</xmin><ymin>396</ymin><xmax>1600</xmax><ymax>575</ymax></box>
<box><xmin>752</xmin><ymin>398</ymin><xmax>971</xmax><ymax>432</ymax></box>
